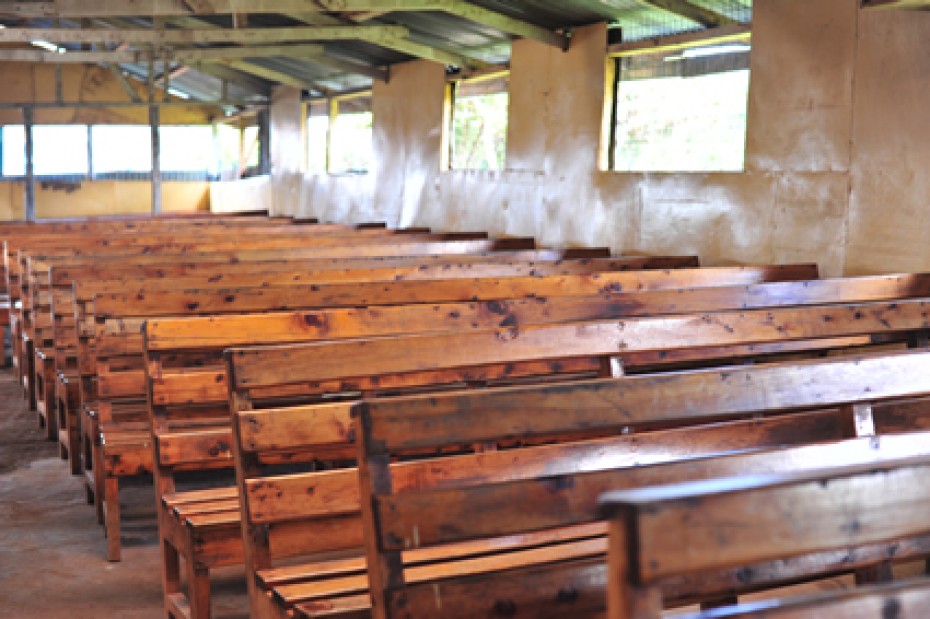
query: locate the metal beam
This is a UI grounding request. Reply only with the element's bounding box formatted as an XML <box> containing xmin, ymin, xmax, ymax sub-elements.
<box><xmin>608</xmin><ymin>24</ymin><xmax>751</xmax><ymax>58</ymax></box>
<box><xmin>0</xmin><ymin>0</ymin><xmax>570</xmax><ymax>48</ymax></box>
<box><xmin>282</xmin><ymin>11</ymin><xmax>482</xmax><ymax>68</ymax></box>
<box><xmin>0</xmin><ymin>99</ymin><xmax>265</xmax><ymax>109</ymax></box>
<box><xmin>861</xmin><ymin>0</ymin><xmax>930</xmax><ymax>8</ymax></box>
<box><xmin>0</xmin><ymin>45</ymin><xmax>388</xmax><ymax>81</ymax></box>
<box><xmin>0</xmin><ymin>25</ymin><xmax>411</xmax><ymax>45</ymax></box>
<box><xmin>150</xmin><ymin>104</ymin><xmax>162</xmax><ymax>215</ymax></box>
<box><xmin>0</xmin><ymin>43</ymin><xmax>329</xmax><ymax>63</ymax></box>
<box><xmin>300</xmin><ymin>0</ymin><xmax>569</xmax><ymax>49</ymax></box>
<box><xmin>634</xmin><ymin>0</ymin><xmax>737</xmax><ymax>28</ymax></box>
<box><xmin>0</xmin><ymin>1</ymin><xmax>343</xmax><ymax>17</ymax></box>
<box><xmin>109</xmin><ymin>65</ymin><xmax>143</xmax><ymax>102</ymax></box>
<box><xmin>23</xmin><ymin>107</ymin><xmax>35</xmax><ymax>222</ymax></box>
<box><xmin>224</xmin><ymin>59</ymin><xmax>326</xmax><ymax>93</ymax></box>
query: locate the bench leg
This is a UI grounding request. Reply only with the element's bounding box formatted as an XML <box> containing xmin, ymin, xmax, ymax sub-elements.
<box><xmin>162</xmin><ymin>539</ymin><xmax>183</xmax><ymax>614</ymax></box>
<box><xmin>104</xmin><ymin>476</ymin><xmax>121</xmax><ymax>562</ymax></box>
<box><xmin>82</xmin><ymin>426</ymin><xmax>96</xmax><ymax>505</ymax></box>
<box><xmin>24</xmin><ymin>340</ymin><xmax>36</xmax><ymax>411</ymax></box>
<box><xmin>58</xmin><ymin>386</ymin><xmax>82</xmax><ymax>475</ymax></box>
<box><xmin>93</xmin><ymin>436</ymin><xmax>105</xmax><ymax>524</ymax></box>
<box><xmin>855</xmin><ymin>560</ymin><xmax>893</xmax><ymax>585</ymax></box>
<box><xmin>187</xmin><ymin>555</ymin><xmax>212</xmax><ymax>619</ymax></box>
<box><xmin>700</xmin><ymin>596</ymin><xmax>739</xmax><ymax>610</ymax></box>
<box><xmin>38</xmin><ymin>367</ymin><xmax>57</xmax><ymax>441</ymax></box>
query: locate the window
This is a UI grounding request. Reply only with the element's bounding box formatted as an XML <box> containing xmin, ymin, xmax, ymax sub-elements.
<box><xmin>1</xmin><ymin>121</ymin><xmax>267</xmax><ymax>181</ymax></box>
<box><xmin>610</xmin><ymin>43</ymin><xmax>750</xmax><ymax>173</ymax></box>
<box><xmin>91</xmin><ymin>125</ymin><xmax>152</xmax><ymax>175</ymax></box>
<box><xmin>306</xmin><ymin>101</ymin><xmax>329</xmax><ymax>174</ymax></box>
<box><xmin>1</xmin><ymin>125</ymin><xmax>25</xmax><ymax>177</ymax></box>
<box><xmin>160</xmin><ymin>125</ymin><xmax>216</xmax><ymax>175</ymax></box>
<box><xmin>216</xmin><ymin>123</ymin><xmax>260</xmax><ymax>179</ymax></box>
<box><xmin>449</xmin><ymin>74</ymin><xmax>509</xmax><ymax>171</ymax></box>
<box><xmin>328</xmin><ymin>93</ymin><xmax>372</xmax><ymax>174</ymax></box>
<box><xmin>34</xmin><ymin>125</ymin><xmax>90</xmax><ymax>176</ymax></box>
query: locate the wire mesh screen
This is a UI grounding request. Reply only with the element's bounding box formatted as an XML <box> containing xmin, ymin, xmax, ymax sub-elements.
<box><xmin>615</xmin><ymin>0</ymin><xmax>752</xmax><ymax>43</ymax></box>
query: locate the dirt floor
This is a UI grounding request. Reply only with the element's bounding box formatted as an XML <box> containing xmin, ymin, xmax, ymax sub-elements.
<box><xmin>0</xmin><ymin>370</ymin><xmax>248</xmax><ymax>618</ymax></box>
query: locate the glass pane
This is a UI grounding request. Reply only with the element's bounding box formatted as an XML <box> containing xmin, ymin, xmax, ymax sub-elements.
<box><xmin>160</xmin><ymin>125</ymin><xmax>216</xmax><ymax>174</ymax></box>
<box><xmin>451</xmin><ymin>88</ymin><xmax>508</xmax><ymax>171</ymax></box>
<box><xmin>34</xmin><ymin>125</ymin><xmax>89</xmax><ymax>176</ymax></box>
<box><xmin>2</xmin><ymin>125</ymin><xmax>25</xmax><ymax>177</ymax></box>
<box><xmin>91</xmin><ymin>125</ymin><xmax>152</xmax><ymax>173</ymax></box>
<box><xmin>216</xmin><ymin>123</ymin><xmax>241</xmax><ymax>175</ymax></box>
<box><xmin>612</xmin><ymin>50</ymin><xmax>750</xmax><ymax>173</ymax></box>
<box><xmin>329</xmin><ymin>111</ymin><xmax>372</xmax><ymax>174</ymax></box>
<box><xmin>243</xmin><ymin>126</ymin><xmax>260</xmax><ymax>169</ymax></box>
<box><xmin>306</xmin><ymin>115</ymin><xmax>328</xmax><ymax>174</ymax></box>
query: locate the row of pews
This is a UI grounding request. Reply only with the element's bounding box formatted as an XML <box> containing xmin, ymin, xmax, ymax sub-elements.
<box><xmin>4</xmin><ymin>212</ymin><xmax>930</xmax><ymax>619</ymax></box>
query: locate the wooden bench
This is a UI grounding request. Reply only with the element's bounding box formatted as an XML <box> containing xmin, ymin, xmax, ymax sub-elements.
<box><xmin>8</xmin><ymin>223</ymin><xmax>345</xmax><ymax>403</ymax></box>
<box><xmin>78</xmin><ymin>254</ymin><xmax>703</xmax><ymax>558</ymax></box>
<box><xmin>289</xmin><ymin>349</ymin><xmax>930</xmax><ymax>619</ymax></box>
<box><xmin>142</xmin><ymin>265</ymin><xmax>836</xmax><ymax>617</ymax></box>
<box><xmin>75</xmin><ymin>251</ymin><xmax>667</xmax><ymax>469</ymax></box>
<box><xmin>1</xmin><ymin>213</ymin><xmax>298</xmax><ymax>396</ymax></box>
<box><xmin>223</xmin><ymin>288</ymin><xmax>930</xmax><ymax>619</ymax></box>
<box><xmin>53</xmin><ymin>261</ymin><xmax>810</xmax><ymax>465</ymax></box>
<box><xmin>673</xmin><ymin>576</ymin><xmax>930</xmax><ymax>618</ymax></box>
<box><xmin>46</xmin><ymin>248</ymin><xmax>621</xmax><ymax>467</ymax></box>
<box><xmin>599</xmin><ymin>448</ymin><xmax>930</xmax><ymax>619</ymax></box>
<box><xmin>18</xmin><ymin>234</ymin><xmax>536</xmax><ymax>412</ymax></box>
<box><xmin>48</xmin><ymin>250</ymin><xmax>618</xmax><ymax>473</ymax></box>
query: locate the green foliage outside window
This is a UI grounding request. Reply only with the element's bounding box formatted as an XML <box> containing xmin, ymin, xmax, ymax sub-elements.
<box><xmin>451</xmin><ymin>88</ymin><xmax>508</xmax><ymax>171</ymax></box>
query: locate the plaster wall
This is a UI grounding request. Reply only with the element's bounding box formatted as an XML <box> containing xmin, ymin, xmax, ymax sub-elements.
<box><xmin>271</xmin><ymin>0</ymin><xmax>930</xmax><ymax>277</ymax></box>
<box><xmin>0</xmin><ymin>180</ymin><xmax>209</xmax><ymax>220</ymax></box>
<box><xmin>0</xmin><ymin>63</ymin><xmax>216</xmax><ymax>125</ymax></box>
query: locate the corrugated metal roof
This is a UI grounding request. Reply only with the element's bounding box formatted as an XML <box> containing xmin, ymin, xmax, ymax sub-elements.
<box><xmin>1</xmin><ymin>1</ymin><xmax>753</xmax><ymax>106</ymax></box>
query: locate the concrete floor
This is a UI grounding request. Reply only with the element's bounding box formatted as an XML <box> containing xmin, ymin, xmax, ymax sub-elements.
<box><xmin>0</xmin><ymin>370</ymin><xmax>248</xmax><ymax>619</ymax></box>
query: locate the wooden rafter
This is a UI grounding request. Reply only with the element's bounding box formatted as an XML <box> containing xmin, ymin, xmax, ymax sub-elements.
<box><xmin>634</xmin><ymin>0</ymin><xmax>737</xmax><ymax>28</ymax></box>
<box><xmin>0</xmin><ymin>0</ymin><xmax>568</xmax><ymax>48</ymax></box>
<box><xmin>861</xmin><ymin>0</ymin><xmax>930</xmax><ymax>8</ymax></box>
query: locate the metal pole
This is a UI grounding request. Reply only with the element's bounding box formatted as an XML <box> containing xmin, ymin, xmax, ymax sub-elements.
<box><xmin>150</xmin><ymin>104</ymin><xmax>162</xmax><ymax>215</ymax></box>
<box><xmin>23</xmin><ymin>107</ymin><xmax>35</xmax><ymax>221</ymax></box>
<box><xmin>258</xmin><ymin>108</ymin><xmax>270</xmax><ymax>175</ymax></box>
<box><xmin>149</xmin><ymin>47</ymin><xmax>162</xmax><ymax>215</ymax></box>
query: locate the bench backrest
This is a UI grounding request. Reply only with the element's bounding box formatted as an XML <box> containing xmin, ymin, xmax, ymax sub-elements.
<box><xmin>349</xmin><ymin>349</ymin><xmax>930</xmax><ymax>618</ymax></box>
<box><xmin>226</xmin><ymin>296</ymin><xmax>930</xmax><ymax>399</ymax></box>
<box><xmin>600</xmin><ymin>451</ymin><xmax>930</xmax><ymax>619</ymax></box>
<box><xmin>678</xmin><ymin>578</ymin><xmax>930</xmax><ymax>619</ymax></box>
<box><xmin>14</xmin><ymin>232</ymin><xmax>504</xmax><ymax>306</ymax></box>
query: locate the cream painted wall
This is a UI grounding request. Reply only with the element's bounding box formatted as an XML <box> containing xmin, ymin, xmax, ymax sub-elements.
<box><xmin>270</xmin><ymin>0</ymin><xmax>930</xmax><ymax>277</ymax></box>
<box><xmin>0</xmin><ymin>180</ymin><xmax>209</xmax><ymax>220</ymax></box>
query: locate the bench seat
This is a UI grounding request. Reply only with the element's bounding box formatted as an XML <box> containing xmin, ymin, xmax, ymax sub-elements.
<box><xmin>269</xmin><ymin>524</ymin><xmax>607</xmax><ymax>618</ymax></box>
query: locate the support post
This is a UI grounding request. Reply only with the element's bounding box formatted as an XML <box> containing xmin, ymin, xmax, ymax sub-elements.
<box><xmin>148</xmin><ymin>47</ymin><xmax>162</xmax><ymax>215</ymax></box>
<box><xmin>150</xmin><ymin>104</ymin><xmax>162</xmax><ymax>215</ymax></box>
<box><xmin>23</xmin><ymin>107</ymin><xmax>35</xmax><ymax>221</ymax></box>
<box><xmin>258</xmin><ymin>109</ymin><xmax>270</xmax><ymax>175</ymax></box>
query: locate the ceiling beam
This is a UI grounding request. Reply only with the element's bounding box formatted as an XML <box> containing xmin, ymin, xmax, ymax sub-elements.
<box><xmin>0</xmin><ymin>25</ymin><xmax>411</xmax><ymax>46</ymax></box>
<box><xmin>861</xmin><ymin>0</ymin><xmax>930</xmax><ymax>8</ymax></box>
<box><xmin>297</xmin><ymin>0</ymin><xmax>568</xmax><ymax>49</ymax></box>
<box><xmin>0</xmin><ymin>0</ymin><xmax>568</xmax><ymax>48</ymax></box>
<box><xmin>634</xmin><ymin>0</ymin><xmax>738</xmax><ymax>28</ymax></box>
<box><xmin>0</xmin><ymin>43</ymin><xmax>328</xmax><ymax>63</ymax></box>
<box><xmin>0</xmin><ymin>1</ymin><xmax>342</xmax><ymax>17</ymax></box>
<box><xmin>166</xmin><ymin>15</ymin><xmax>389</xmax><ymax>82</ymax></box>
<box><xmin>223</xmin><ymin>59</ymin><xmax>323</xmax><ymax>92</ymax></box>
<box><xmin>608</xmin><ymin>23</ymin><xmax>751</xmax><ymax>57</ymax></box>
<box><xmin>282</xmin><ymin>10</ymin><xmax>484</xmax><ymax>68</ymax></box>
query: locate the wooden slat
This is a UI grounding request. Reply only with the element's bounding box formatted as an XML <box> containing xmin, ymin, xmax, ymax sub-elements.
<box><xmin>358</xmin><ymin>348</ymin><xmax>930</xmax><ymax>452</ymax></box>
<box><xmin>601</xmin><ymin>454</ymin><xmax>930</xmax><ymax>583</ymax></box>
<box><xmin>229</xmin><ymin>299</ymin><xmax>930</xmax><ymax>388</ymax></box>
